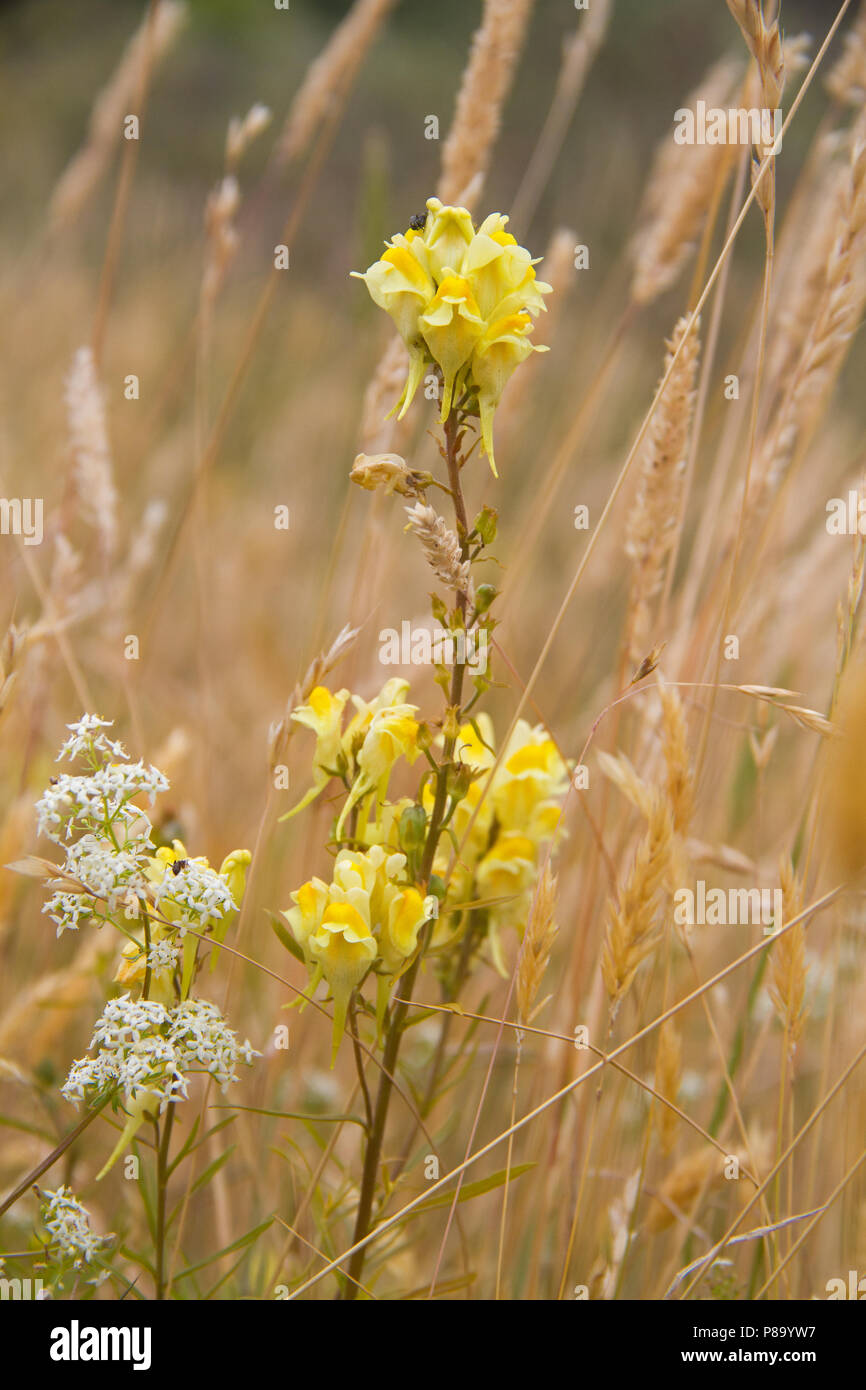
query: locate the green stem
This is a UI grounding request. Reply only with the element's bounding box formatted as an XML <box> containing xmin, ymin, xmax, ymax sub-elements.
<box><xmin>342</xmin><ymin>408</ymin><xmax>470</xmax><ymax>1300</ymax></box>
<box><xmin>154</xmin><ymin>1105</ymin><xmax>176</xmax><ymax>1300</ymax></box>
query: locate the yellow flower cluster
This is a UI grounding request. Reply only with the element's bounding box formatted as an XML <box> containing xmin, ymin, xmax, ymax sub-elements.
<box><xmin>284</xmin><ymin>676</ymin><xmax>420</xmax><ymax>836</ymax></box>
<box><xmin>426</xmin><ymin>716</ymin><xmax>568</xmax><ymax>972</ymax></box>
<box><xmin>284</xmin><ymin>844</ymin><xmax>432</xmax><ymax>1064</ymax></box>
<box><xmin>282</xmin><ymin>675</ymin><xmax>568</xmax><ymax>1046</ymax></box>
<box><xmin>353</xmin><ymin>197</ymin><xmax>551</xmax><ymax>474</ymax></box>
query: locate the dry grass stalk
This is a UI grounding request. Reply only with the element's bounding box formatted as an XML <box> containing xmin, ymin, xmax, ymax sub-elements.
<box><xmin>768</xmin><ymin>857</ymin><xmax>807</xmax><ymax>1062</ymax></box>
<box><xmin>630</xmin><ymin>57</ymin><xmax>741</xmax><ymax>305</ymax></box>
<box><xmin>589</xmin><ymin>1170</ymin><xmax>640</xmax><ymax>1299</ymax></box>
<box><xmin>825</xmin><ymin>660</ymin><xmax>866</xmax><ymax>880</ymax></box>
<box><xmin>117</xmin><ymin>500</ymin><xmax>169</xmax><ymax>615</ymax></box>
<box><xmin>624</xmin><ymin>317</ymin><xmax>701</xmax><ymax>662</ymax></box>
<box><xmin>404</xmin><ymin>501</ymin><xmax>475</xmax><ymax>605</ymax></box>
<box><xmin>64</xmin><ymin>347</ymin><xmax>119</xmax><ymax>563</ymax></box>
<box><xmin>731</xmin><ymin>686</ymin><xmax>834</xmax><ymax>737</ymax></box>
<box><xmin>768</xmin><ymin>147</ymin><xmax>847</xmax><ymax>395</ymax></box>
<box><xmin>517</xmin><ymin>862</ymin><xmax>558</xmax><ymax>1024</ymax></box>
<box><xmin>275</xmin><ymin>0</ymin><xmax>397</xmax><ymax>169</ymax></box>
<box><xmin>48</xmin><ymin>536</ymin><xmax>82</xmax><ymax>620</ymax></box>
<box><xmin>0</xmin><ymin>625</ymin><xmax>27</xmax><ymax>723</ymax></box>
<box><xmin>751</xmin><ymin>119</ymin><xmax>866</xmax><ymax>506</ymax></box>
<box><xmin>48</xmin><ymin>1</ymin><xmax>187</xmax><ymax>231</ymax></box>
<box><xmin>0</xmin><ymin>934</ymin><xmax>109</xmax><ymax>1063</ymax></box>
<box><xmin>202</xmin><ymin>176</ymin><xmax>241</xmax><ymax>309</ymax></box>
<box><xmin>654</xmin><ymin>1021</ymin><xmax>682</xmax><ymax>1156</ymax></box>
<box><xmin>511</xmin><ymin>0</ymin><xmax>612</xmax><ymax>229</ymax></box>
<box><xmin>601</xmin><ymin>792</ymin><xmax>673</xmax><ymax>1017</ymax></box>
<box><xmin>659</xmin><ymin>680</ymin><xmax>693</xmax><ymax>837</ymax></box>
<box><xmin>646</xmin><ymin>1148</ymin><xmax>725</xmax><ymax>1233</ymax></box>
<box><xmin>834</xmin><ymin>479</ymin><xmax>866</xmax><ymax>701</ymax></box>
<box><xmin>725</xmin><ymin>0</ymin><xmax>785</xmax><ymax>218</ymax></box>
<box><xmin>596</xmin><ymin>749</ymin><xmax>654</xmax><ymax>819</ymax></box>
<box><xmin>226</xmin><ymin>102</ymin><xmax>271</xmax><ymax>170</ymax></box>
<box><xmin>659</xmin><ymin>679</ymin><xmax>694</xmax><ymax>895</ymax></box>
<box><xmin>438</xmin><ymin>0</ymin><xmax>536</xmax><ymax>209</ymax></box>
<box><xmin>827</xmin><ymin>6</ymin><xmax>866</xmax><ymax>107</ymax></box>
<box><xmin>0</xmin><ymin>796</ymin><xmax>36</xmax><ymax>947</ymax></box>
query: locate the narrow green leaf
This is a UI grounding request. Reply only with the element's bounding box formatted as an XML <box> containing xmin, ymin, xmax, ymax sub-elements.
<box><xmin>172</xmin><ymin>1217</ymin><xmax>273</xmax><ymax>1282</ymax></box>
<box><xmin>408</xmin><ymin>1164</ymin><xmax>535</xmax><ymax>1215</ymax></box>
<box><xmin>268</xmin><ymin>912</ymin><xmax>305</xmax><ymax>964</ymax></box>
<box><xmin>216</xmin><ymin>1103</ymin><xmax>366</xmax><ymax>1127</ymax></box>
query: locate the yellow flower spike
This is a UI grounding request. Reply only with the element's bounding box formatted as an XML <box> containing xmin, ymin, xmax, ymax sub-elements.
<box><xmin>210</xmin><ymin>848</ymin><xmax>251</xmax><ymax>970</ymax></box>
<box><xmin>471</xmin><ymin>313</ymin><xmax>545</xmax><ymax>476</ymax></box>
<box><xmin>354</xmin><ymin>200</ymin><xmax>552</xmax><ymax>464</ymax></box>
<box><xmin>281</xmin><ymin>686</ymin><xmax>350</xmax><ymax>821</ymax></box>
<box><xmin>422</xmin><ymin>197</ymin><xmax>476</xmax><ymax>282</ymax></box>
<box><xmin>418</xmin><ymin>274</ymin><xmax>485</xmax><ymax>421</ymax></box>
<box><xmin>308</xmin><ymin>903</ymin><xmax>378</xmax><ymax>1067</ymax></box>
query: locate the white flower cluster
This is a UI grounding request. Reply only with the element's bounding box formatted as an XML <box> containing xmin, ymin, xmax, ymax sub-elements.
<box><xmin>169</xmin><ymin>999</ymin><xmax>260</xmax><ymax>1087</ymax></box>
<box><xmin>147</xmin><ymin>935</ymin><xmax>181</xmax><ymax>973</ymax></box>
<box><xmin>43</xmin><ymin>833</ymin><xmax>153</xmax><ymax>937</ymax></box>
<box><xmin>35</xmin><ymin>715</ymin><xmax>169</xmax><ymax>937</ymax></box>
<box><xmin>35</xmin><ymin>761</ymin><xmax>168</xmax><ymax>846</ymax></box>
<box><xmin>40</xmin><ymin>1186</ymin><xmax>115</xmax><ymax>1271</ymax></box>
<box><xmin>61</xmin><ymin>993</ymin><xmax>259</xmax><ymax>1111</ymax></box>
<box><xmin>57</xmin><ymin>714</ymin><xmax>127</xmax><ymax>765</ymax></box>
<box><xmin>153</xmin><ymin>858</ymin><xmax>238</xmax><ymax>930</ymax></box>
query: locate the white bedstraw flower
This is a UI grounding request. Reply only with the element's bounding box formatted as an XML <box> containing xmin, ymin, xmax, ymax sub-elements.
<box><xmin>57</xmin><ymin>714</ymin><xmax>127</xmax><ymax>765</ymax></box>
<box><xmin>40</xmin><ymin>1186</ymin><xmax>115</xmax><ymax>1270</ymax></box>
<box><xmin>61</xmin><ymin>993</ymin><xmax>259</xmax><ymax>1178</ymax></box>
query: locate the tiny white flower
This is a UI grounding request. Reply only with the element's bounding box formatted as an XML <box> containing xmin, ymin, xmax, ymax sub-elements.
<box><xmin>40</xmin><ymin>1186</ymin><xmax>115</xmax><ymax>1270</ymax></box>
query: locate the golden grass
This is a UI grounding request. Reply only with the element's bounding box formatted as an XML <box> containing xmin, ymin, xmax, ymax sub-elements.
<box><xmin>1</xmin><ymin>0</ymin><xmax>866</xmax><ymax>1305</ymax></box>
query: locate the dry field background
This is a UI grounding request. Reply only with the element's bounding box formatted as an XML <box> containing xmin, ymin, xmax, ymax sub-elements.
<box><xmin>2</xmin><ymin>0</ymin><xmax>866</xmax><ymax>1302</ymax></box>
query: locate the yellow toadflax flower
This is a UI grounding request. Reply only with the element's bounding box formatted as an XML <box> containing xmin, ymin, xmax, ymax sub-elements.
<box><xmin>309</xmin><ymin>905</ymin><xmax>378</xmax><ymax>1068</ymax></box>
<box><xmin>492</xmin><ymin>721</ymin><xmax>568</xmax><ymax>843</ymax></box>
<box><xmin>281</xmin><ymin>685</ymin><xmax>350</xmax><ymax>820</ymax></box>
<box><xmin>418</xmin><ymin>274</ymin><xmax>486</xmax><ymax>422</ymax></box>
<box><xmin>336</xmin><ymin>689</ymin><xmax>420</xmax><ymax>839</ymax></box>
<box><xmin>283</xmin><ymin>845</ymin><xmax>431</xmax><ymax>1061</ymax></box>
<box><xmin>353</xmin><ymin>196</ymin><xmax>551</xmax><ymax>474</ymax></box>
<box><xmin>476</xmin><ymin>833</ymin><xmax>539</xmax><ymax>974</ymax></box>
